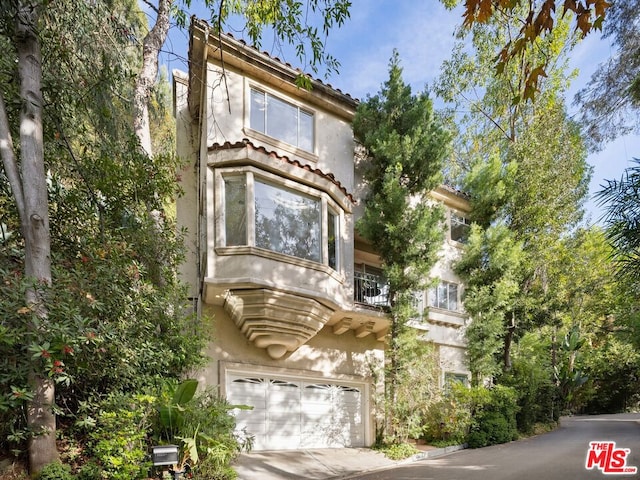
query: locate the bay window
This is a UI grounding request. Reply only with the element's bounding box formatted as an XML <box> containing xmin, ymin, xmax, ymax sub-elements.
<box><xmin>224</xmin><ymin>176</ymin><xmax>247</xmax><ymax>246</ymax></box>
<box><xmin>220</xmin><ymin>170</ymin><xmax>341</xmax><ymax>270</ymax></box>
<box><xmin>254</xmin><ymin>179</ymin><xmax>321</xmax><ymax>262</ymax></box>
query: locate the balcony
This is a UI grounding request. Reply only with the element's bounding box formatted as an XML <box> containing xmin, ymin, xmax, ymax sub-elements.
<box><xmin>354</xmin><ymin>269</ymin><xmax>389</xmax><ymax>308</ymax></box>
<box><xmin>353</xmin><ymin>269</ymin><xmax>427</xmax><ymax>323</ymax></box>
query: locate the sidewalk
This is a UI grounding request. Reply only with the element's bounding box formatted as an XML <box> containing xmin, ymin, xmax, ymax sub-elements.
<box><xmin>233</xmin><ymin>444</ymin><xmax>466</xmax><ymax>480</ymax></box>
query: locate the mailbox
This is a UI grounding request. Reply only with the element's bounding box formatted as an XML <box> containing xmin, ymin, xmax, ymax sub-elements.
<box><xmin>151</xmin><ymin>445</ymin><xmax>179</xmax><ymax>466</ymax></box>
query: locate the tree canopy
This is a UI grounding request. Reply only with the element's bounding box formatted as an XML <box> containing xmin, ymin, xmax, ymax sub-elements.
<box><xmin>575</xmin><ymin>0</ymin><xmax>640</xmax><ymax>149</ymax></box>
<box><xmin>445</xmin><ymin>0</ymin><xmax>610</xmax><ymax>102</ymax></box>
<box><xmin>438</xmin><ymin>4</ymin><xmax>591</xmax><ymax>380</ymax></box>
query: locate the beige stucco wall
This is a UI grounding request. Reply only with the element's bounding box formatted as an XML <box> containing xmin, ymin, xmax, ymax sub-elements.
<box><xmin>197</xmin><ymin>305</ymin><xmax>384</xmax><ymax>386</ymax></box>
<box><xmin>425</xmin><ymin>201</ymin><xmax>470</xmax><ymax>379</ymax></box>
<box><xmin>439</xmin><ymin>344</ymin><xmax>468</xmax><ymax>380</ymax></box>
<box><xmin>203</xmin><ymin>60</ymin><xmax>355</xmax><ymax>190</ymax></box>
<box><xmin>174</xmin><ymin>70</ymin><xmax>200</xmax><ymax>296</ymax></box>
<box><xmin>196</xmin><ymin>304</ymin><xmax>384</xmax><ymax>446</ymax></box>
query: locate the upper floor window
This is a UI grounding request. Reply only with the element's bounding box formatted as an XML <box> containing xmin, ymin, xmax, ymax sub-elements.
<box><xmin>429</xmin><ymin>281</ymin><xmax>459</xmax><ymax>311</ymax></box>
<box><xmin>444</xmin><ymin>372</ymin><xmax>469</xmax><ymax>388</ymax></box>
<box><xmin>250</xmin><ymin>88</ymin><xmax>314</xmax><ymax>152</ymax></box>
<box><xmin>450</xmin><ymin>213</ymin><xmax>470</xmax><ymax>243</ymax></box>
<box><xmin>221</xmin><ymin>170</ymin><xmax>340</xmax><ymax>270</ymax></box>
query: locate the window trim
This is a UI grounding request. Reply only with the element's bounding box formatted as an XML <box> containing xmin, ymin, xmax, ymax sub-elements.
<box><xmin>444</xmin><ymin>372</ymin><xmax>469</xmax><ymax>389</ymax></box>
<box><xmin>428</xmin><ymin>280</ymin><xmax>460</xmax><ymax>312</ymax></box>
<box><xmin>216</xmin><ymin>166</ymin><xmax>342</xmax><ymax>273</ymax></box>
<box><xmin>450</xmin><ymin>211</ymin><xmax>471</xmax><ymax>244</ymax></box>
<box><xmin>246</xmin><ymin>85</ymin><xmax>317</xmax><ymax>157</ymax></box>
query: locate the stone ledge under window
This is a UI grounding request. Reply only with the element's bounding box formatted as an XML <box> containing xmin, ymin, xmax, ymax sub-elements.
<box><xmin>215</xmin><ymin>245</ymin><xmax>341</xmax><ymax>280</ymax></box>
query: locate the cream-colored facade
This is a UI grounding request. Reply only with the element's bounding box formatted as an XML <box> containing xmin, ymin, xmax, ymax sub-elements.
<box><xmin>174</xmin><ymin>19</ymin><xmax>469</xmax><ymax>450</ymax></box>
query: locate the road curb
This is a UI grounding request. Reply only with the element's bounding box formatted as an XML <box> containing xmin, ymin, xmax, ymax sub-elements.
<box><xmin>332</xmin><ymin>444</ymin><xmax>467</xmax><ymax>479</ymax></box>
<box><xmin>401</xmin><ymin>443</ymin><xmax>467</xmax><ymax>463</ymax></box>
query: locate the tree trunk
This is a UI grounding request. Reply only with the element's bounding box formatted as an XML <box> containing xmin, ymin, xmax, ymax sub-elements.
<box><xmin>133</xmin><ymin>0</ymin><xmax>172</xmax><ymax>156</ymax></box>
<box><xmin>503</xmin><ymin>313</ymin><xmax>515</xmax><ymax>372</ymax></box>
<box><xmin>27</xmin><ymin>375</ymin><xmax>57</xmax><ymax>473</ymax></box>
<box><xmin>386</xmin><ymin>316</ymin><xmax>399</xmax><ymax>439</ymax></box>
<box><xmin>15</xmin><ymin>1</ymin><xmax>58</xmax><ymax>473</ymax></box>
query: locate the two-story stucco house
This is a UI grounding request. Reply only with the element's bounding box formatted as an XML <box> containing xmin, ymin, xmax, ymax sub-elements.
<box><xmin>173</xmin><ymin>18</ymin><xmax>470</xmax><ymax>451</ymax></box>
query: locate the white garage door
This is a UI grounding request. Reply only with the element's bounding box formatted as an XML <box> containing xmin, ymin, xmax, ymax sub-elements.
<box><xmin>227</xmin><ymin>374</ymin><xmax>365</xmax><ymax>450</ymax></box>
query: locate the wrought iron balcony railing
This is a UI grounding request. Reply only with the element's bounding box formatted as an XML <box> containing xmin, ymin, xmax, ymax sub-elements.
<box><xmin>354</xmin><ymin>270</ymin><xmax>390</xmax><ymax>307</ymax></box>
<box><xmin>353</xmin><ymin>270</ymin><xmax>428</xmax><ymax>322</ymax></box>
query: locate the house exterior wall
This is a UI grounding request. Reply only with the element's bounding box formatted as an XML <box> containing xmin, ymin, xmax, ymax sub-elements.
<box><xmin>426</xmin><ymin>190</ymin><xmax>470</xmax><ymax>384</ymax></box>
<box><xmin>174</xmin><ymin>19</ymin><xmax>471</xmax><ymax>450</ymax></box>
<box><xmin>197</xmin><ymin>305</ymin><xmax>383</xmax><ymax>388</ymax></box>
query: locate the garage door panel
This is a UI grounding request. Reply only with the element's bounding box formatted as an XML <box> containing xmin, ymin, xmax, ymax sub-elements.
<box><xmin>302</xmin><ymin>385</ymin><xmax>333</xmax><ymax>401</ymax></box>
<box><xmin>304</xmin><ymin>409</ymin><xmax>332</xmax><ymax>421</ymax></box>
<box><xmin>227</xmin><ymin>373</ymin><xmax>365</xmax><ymax>450</ymax></box>
<box><xmin>268</xmin><ymin>410</ymin><xmax>300</xmax><ymax>423</ymax></box>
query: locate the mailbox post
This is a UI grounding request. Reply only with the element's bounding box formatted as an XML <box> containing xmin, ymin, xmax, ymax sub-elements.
<box><xmin>151</xmin><ymin>445</ymin><xmax>186</xmax><ymax>479</ymax></box>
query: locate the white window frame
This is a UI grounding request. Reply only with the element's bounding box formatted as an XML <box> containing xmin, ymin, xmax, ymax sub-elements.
<box><xmin>428</xmin><ymin>280</ymin><xmax>460</xmax><ymax>312</ymax></box>
<box><xmin>450</xmin><ymin>211</ymin><xmax>470</xmax><ymax>244</ymax></box>
<box><xmin>216</xmin><ymin>166</ymin><xmax>342</xmax><ymax>272</ymax></box>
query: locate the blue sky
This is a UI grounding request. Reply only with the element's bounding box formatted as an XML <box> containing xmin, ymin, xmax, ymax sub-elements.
<box><xmin>158</xmin><ymin>0</ymin><xmax>637</xmax><ymax>224</ymax></box>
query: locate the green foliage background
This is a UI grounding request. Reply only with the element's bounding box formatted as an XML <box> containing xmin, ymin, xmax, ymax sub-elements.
<box><xmin>0</xmin><ymin>0</ymin><xmax>206</xmax><ymax>460</ymax></box>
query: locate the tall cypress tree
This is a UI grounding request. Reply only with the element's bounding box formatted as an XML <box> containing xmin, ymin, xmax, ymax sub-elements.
<box><xmin>353</xmin><ymin>51</ymin><xmax>451</xmax><ymax>441</ymax></box>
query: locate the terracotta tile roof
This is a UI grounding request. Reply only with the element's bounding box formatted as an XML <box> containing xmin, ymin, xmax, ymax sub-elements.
<box><xmin>440</xmin><ymin>183</ymin><xmax>471</xmax><ymax>200</ymax></box>
<box><xmin>200</xmin><ymin>23</ymin><xmax>358</xmax><ymax>104</ymax></box>
<box><xmin>209</xmin><ymin>139</ymin><xmax>356</xmax><ymax>203</ymax></box>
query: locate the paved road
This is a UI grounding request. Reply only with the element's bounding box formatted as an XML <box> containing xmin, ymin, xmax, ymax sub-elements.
<box><xmin>347</xmin><ymin>413</ymin><xmax>640</xmax><ymax>480</ymax></box>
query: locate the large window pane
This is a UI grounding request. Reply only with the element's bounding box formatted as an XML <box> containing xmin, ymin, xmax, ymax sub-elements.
<box><xmin>429</xmin><ymin>281</ymin><xmax>459</xmax><ymax>311</ymax></box>
<box><xmin>299</xmin><ymin>109</ymin><xmax>314</xmax><ymax>151</ymax></box>
<box><xmin>437</xmin><ymin>283</ymin><xmax>449</xmax><ymax>309</ymax></box>
<box><xmin>254</xmin><ymin>180</ymin><xmax>321</xmax><ymax>262</ymax></box>
<box><xmin>250</xmin><ymin>89</ymin><xmax>266</xmax><ymax>133</ymax></box>
<box><xmin>224</xmin><ymin>177</ymin><xmax>247</xmax><ymax>246</ymax></box>
<box><xmin>448</xmin><ymin>283</ymin><xmax>458</xmax><ymax>311</ymax></box>
<box><xmin>267</xmin><ymin>95</ymin><xmax>298</xmax><ymax>146</ymax></box>
<box><xmin>451</xmin><ymin>213</ymin><xmax>470</xmax><ymax>243</ymax></box>
<box><xmin>428</xmin><ymin>288</ymin><xmax>437</xmax><ymax>308</ymax></box>
<box><xmin>249</xmin><ymin>88</ymin><xmax>314</xmax><ymax>152</ymax></box>
<box><xmin>328</xmin><ymin>211</ymin><xmax>338</xmax><ymax>270</ymax></box>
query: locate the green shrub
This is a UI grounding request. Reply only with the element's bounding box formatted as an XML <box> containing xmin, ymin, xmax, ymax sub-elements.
<box><xmin>374</xmin><ymin>442</ymin><xmax>419</xmax><ymax>460</ymax></box>
<box><xmin>501</xmin><ymin>358</ymin><xmax>558</xmax><ymax>433</ymax></box>
<box><xmin>37</xmin><ymin>461</ymin><xmax>75</xmax><ymax>480</ymax></box>
<box><xmin>386</xmin><ymin>332</ymin><xmax>441</xmax><ymax>442</ymax></box>
<box><xmin>76</xmin><ymin>461</ymin><xmax>102</xmax><ymax>480</ymax></box>
<box><xmin>424</xmin><ymin>382</ymin><xmax>473</xmax><ymax>445</ymax></box>
<box><xmin>154</xmin><ymin>382</ymin><xmax>251</xmax><ymax>480</ymax></box>
<box><xmin>467</xmin><ymin>385</ymin><xmax>519</xmax><ymax>448</ymax></box>
<box><xmin>84</xmin><ymin>393</ymin><xmax>155</xmax><ymax>480</ymax></box>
